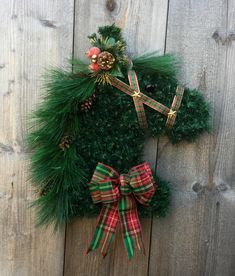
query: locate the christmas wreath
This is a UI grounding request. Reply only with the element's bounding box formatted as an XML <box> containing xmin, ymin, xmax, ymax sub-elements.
<box><xmin>28</xmin><ymin>25</ymin><xmax>210</xmax><ymax>258</ymax></box>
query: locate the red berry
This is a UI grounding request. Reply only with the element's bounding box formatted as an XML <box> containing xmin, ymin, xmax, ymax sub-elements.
<box><xmin>86</xmin><ymin>47</ymin><xmax>101</xmax><ymax>58</ymax></box>
<box><xmin>89</xmin><ymin>63</ymin><xmax>101</xmax><ymax>72</ymax></box>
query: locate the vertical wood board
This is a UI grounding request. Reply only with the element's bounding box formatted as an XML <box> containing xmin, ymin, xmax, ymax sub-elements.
<box><xmin>149</xmin><ymin>0</ymin><xmax>235</xmax><ymax>275</ymax></box>
<box><xmin>0</xmin><ymin>1</ymin><xmax>74</xmax><ymax>275</ymax></box>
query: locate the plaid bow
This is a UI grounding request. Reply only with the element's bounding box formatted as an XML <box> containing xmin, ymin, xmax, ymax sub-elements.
<box><xmin>86</xmin><ymin>162</ymin><xmax>156</xmax><ymax>259</ymax></box>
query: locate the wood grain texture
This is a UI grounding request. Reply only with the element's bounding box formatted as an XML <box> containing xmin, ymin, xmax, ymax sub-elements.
<box><xmin>1</xmin><ymin>1</ymin><xmax>234</xmax><ymax>275</ymax></box>
<box><xmin>64</xmin><ymin>0</ymin><xmax>168</xmax><ymax>275</ymax></box>
<box><xmin>149</xmin><ymin>0</ymin><xmax>235</xmax><ymax>275</ymax></box>
<box><xmin>0</xmin><ymin>1</ymin><xmax>74</xmax><ymax>275</ymax></box>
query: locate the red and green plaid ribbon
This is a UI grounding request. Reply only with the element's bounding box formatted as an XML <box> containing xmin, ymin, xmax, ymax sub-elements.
<box><xmin>110</xmin><ymin>73</ymin><xmax>184</xmax><ymax>129</ymax></box>
<box><xmin>128</xmin><ymin>69</ymin><xmax>148</xmax><ymax>129</ymax></box>
<box><xmin>86</xmin><ymin>162</ymin><xmax>156</xmax><ymax>259</ymax></box>
<box><xmin>165</xmin><ymin>85</ymin><xmax>184</xmax><ymax>129</ymax></box>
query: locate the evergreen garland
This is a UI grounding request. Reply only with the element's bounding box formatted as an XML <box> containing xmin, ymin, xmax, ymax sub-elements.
<box><xmin>27</xmin><ymin>25</ymin><xmax>210</xmax><ymax>229</ymax></box>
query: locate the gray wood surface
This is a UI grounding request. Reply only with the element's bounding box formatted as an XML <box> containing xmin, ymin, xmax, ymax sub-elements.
<box><xmin>0</xmin><ymin>0</ymin><xmax>74</xmax><ymax>275</ymax></box>
<box><xmin>149</xmin><ymin>0</ymin><xmax>235</xmax><ymax>275</ymax></box>
<box><xmin>0</xmin><ymin>0</ymin><xmax>234</xmax><ymax>275</ymax></box>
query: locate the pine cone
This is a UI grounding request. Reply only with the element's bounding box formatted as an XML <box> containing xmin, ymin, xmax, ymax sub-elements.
<box><xmin>80</xmin><ymin>94</ymin><xmax>96</xmax><ymax>112</ymax></box>
<box><xmin>59</xmin><ymin>135</ymin><xmax>74</xmax><ymax>151</ymax></box>
<box><xmin>97</xmin><ymin>51</ymin><xmax>115</xmax><ymax>70</ymax></box>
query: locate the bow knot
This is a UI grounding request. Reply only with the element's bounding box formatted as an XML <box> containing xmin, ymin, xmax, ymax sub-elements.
<box><xmin>87</xmin><ymin>162</ymin><xmax>156</xmax><ymax>259</ymax></box>
<box><xmin>119</xmin><ymin>174</ymin><xmax>131</xmax><ymax>195</ymax></box>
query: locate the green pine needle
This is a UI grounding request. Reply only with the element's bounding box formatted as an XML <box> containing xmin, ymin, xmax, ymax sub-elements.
<box><xmin>133</xmin><ymin>52</ymin><xmax>180</xmax><ymax>78</ymax></box>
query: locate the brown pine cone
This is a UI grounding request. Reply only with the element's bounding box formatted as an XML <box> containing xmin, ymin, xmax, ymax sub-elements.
<box><xmin>59</xmin><ymin>135</ymin><xmax>74</xmax><ymax>151</ymax></box>
<box><xmin>80</xmin><ymin>94</ymin><xmax>96</xmax><ymax>112</ymax></box>
<box><xmin>97</xmin><ymin>51</ymin><xmax>115</xmax><ymax>71</ymax></box>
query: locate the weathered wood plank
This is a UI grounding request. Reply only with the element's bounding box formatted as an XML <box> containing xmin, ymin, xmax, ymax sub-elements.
<box><xmin>64</xmin><ymin>0</ymin><xmax>168</xmax><ymax>275</ymax></box>
<box><xmin>149</xmin><ymin>0</ymin><xmax>235</xmax><ymax>275</ymax></box>
<box><xmin>0</xmin><ymin>1</ymin><xmax>74</xmax><ymax>275</ymax></box>
<box><xmin>209</xmin><ymin>1</ymin><xmax>235</xmax><ymax>274</ymax></box>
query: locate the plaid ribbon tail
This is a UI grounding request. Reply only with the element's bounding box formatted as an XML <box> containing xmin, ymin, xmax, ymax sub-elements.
<box><xmin>119</xmin><ymin>196</ymin><xmax>145</xmax><ymax>259</ymax></box>
<box><xmin>86</xmin><ymin>204</ymin><xmax>119</xmax><ymax>257</ymax></box>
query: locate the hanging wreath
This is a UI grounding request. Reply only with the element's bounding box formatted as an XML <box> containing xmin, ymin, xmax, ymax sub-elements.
<box><xmin>27</xmin><ymin>24</ymin><xmax>210</xmax><ymax>258</ymax></box>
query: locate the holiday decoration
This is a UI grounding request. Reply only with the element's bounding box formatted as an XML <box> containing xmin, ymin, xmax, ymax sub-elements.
<box><xmin>27</xmin><ymin>23</ymin><xmax>210</xmax><ymax>246</ymax></box>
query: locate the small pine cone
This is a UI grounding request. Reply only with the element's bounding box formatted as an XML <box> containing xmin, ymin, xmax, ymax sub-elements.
<box><xmin>97</xmin><ymin>51</ymin><xmax>115</xmax><ymax>71</ymax></box>
<box><xmin>59</xmin><ymin>135</ymin><xmax>74</xmax><ymax>151</ymax></box>
<box><xmin>80</xmin><ymin>94</ymin><xmax>96</xmax><ymax>112</ymax></box>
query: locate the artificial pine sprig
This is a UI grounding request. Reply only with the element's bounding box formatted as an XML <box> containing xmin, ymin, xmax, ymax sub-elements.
<box><xmin>133</xmin><ymin>52</ymin><xmax>180</xmax><ymax>78</ymax></box>
<box><xmin>27</xmin><ymin>69</ymin><xmax>96</xmax><ymax>228</ymax></box>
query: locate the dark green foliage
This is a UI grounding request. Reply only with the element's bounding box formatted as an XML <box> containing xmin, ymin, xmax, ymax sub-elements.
<box><xmin>98</xmin><ymin>24</ymin><xmax>125</xmax><ymax>43</ymax></box>
<box><xmin>88</xmin><ymin>24</ymin><xmax>126</xmax><ymax>46</ymax></box>
<box><xmin>27</xmin><ymin>24</ymin><xmax>210</xmax><ymax>229</ymax></box>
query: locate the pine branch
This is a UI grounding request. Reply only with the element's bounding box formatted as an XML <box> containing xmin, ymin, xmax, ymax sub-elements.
<box><xmin>133</xmin><ymin>52</ymin><xmax>180</xmax><ymax>78</ymax></box>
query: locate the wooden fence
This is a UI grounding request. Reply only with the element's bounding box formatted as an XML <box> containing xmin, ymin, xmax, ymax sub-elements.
<box><xmin>0</xmin><ymin>0</ymin><xmax>234</xmax><ymax>275</ymax></box>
